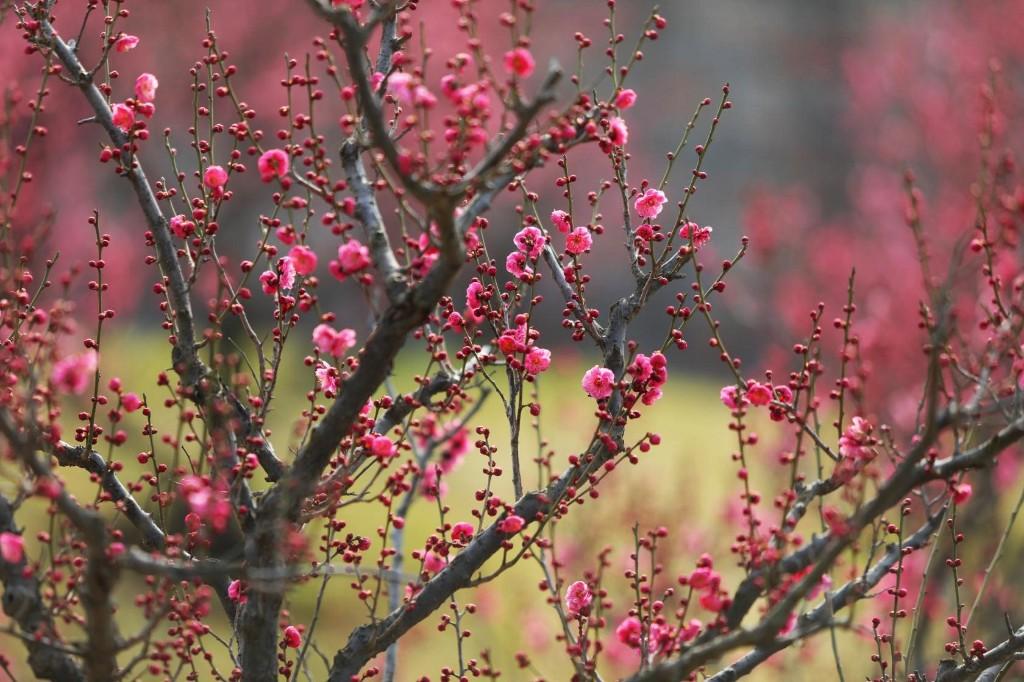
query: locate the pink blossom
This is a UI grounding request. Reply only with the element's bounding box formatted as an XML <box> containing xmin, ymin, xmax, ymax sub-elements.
<box><xmin>169</xmin><ymin>214</ymin><xmax>194</xmax><ymax>239</ymax></box>
<box><xmin>114</xmin><ymin>34</ymin><xmax>139</xmax><ymax>52</ymax></box>
<box><xmin>121</xmin><ymin>393</ymin><xmax>143</xmax><ymax>412</ymax></box>
<box><xmin>699</xmin><ymin>590</ymin><xmax>726</xmax><ymax>612</ymax></box>
<box><xmin>565</xmin><ymin>227</ymin><xmax>593</xmax><ymax>255</ymax></box>
<box><xmin>257</xmin><ymin>149</ymin><xmax>290</xmax><ymax>182</ymax></box>
<box><xmin>134</xmin><ymin>73</ymin><xmax>158</xmax><ymax>103</ymax></box>
<box><xmin>368</xmin><ymin>434</ymin><xmax>396</xmax><ymax>459</ymax></box>
<box><xmin>203</xmin><ymin>165</ymin><xmax>228</xmax><ymax>189</ymax></box>
<box><xmin>111</xmin><ymin>103</ymin><xmax>134</xmax><ymax>132</ymax></box>
<box><xmin>582</xmin><ymin>365</ymin><xmax>616</xmax><ymax>400</ymax></box>
<box><xmin>420</xmin><ymin>464</ymin><xmax>448</xmax><ymax>500</ymax></box>
<box><xmin>107</xmin><ymin>542</ymin><xmax>126</xmax><ymax>558</ymax></box>
<box><xmin>498</xmin><ymin>323</ymin><xmax>528</xmax><ymax>355</ymax></box>
<box><xmin>634</xmin><ymin>188</ymin><xmax>667</xmax><ymax>219</ymax></box>
<box><xmin>227</xmin><ymin>579</ymin><xmax>248</xmax><ymax>604</ymax></box>
<box><xmin>951</xmin><ymin>482</ymin><xmax>973</xmax><ymax>505</ymax></box>
<box><xmin>524</xmin><ymin>347</ymin><xmax>551</xmax><ymax>375</ymax></box>
<box><xmin>608</xmin><ymin>116</ymin><xmax>629</xmax><ymax>146</ymax></box>
<box><xmin>178</xmin><ymin>476</ymin><xmax>232</xmax><ymax>533</ymax></box>
<box><xmin>719</xmin><ymin>385</ymin><xmax>747</xmax><ymax>410</ymax></box>
<box><xmin>0</xmin><ymin>532</ymin><xmax>24</xmax><ymax>564</ymax></box>
<box><xmin>746</xmin><ymin>381</ymin><xmax>772</xmax><ymax>407</ymax></box>
<box><xmin>679</xmin><ymin>221</ymin><xmax>713</xmax><ymax>249</ymax></box>
<box><xmin>52</xmin><ymin>350</ymin><xmax>98</xmax><ymax>394</ymax></box>
<box><xmin>505</xmin><ymin>251</ymin><xmax>533</xmax><ymax>279</ymax></box>
<box><xmin>513</xmin><ymin>226</ymin><xmax>545</xmax><ymax>259</ymax></box>
<box><xmin>312</xmin><ymin>324</ymin><xmax>356</xmax><ymax>357</ymax></box>
<box><xmin>498</xmin><ymin>514</ymin><xmax>525</xmax><ymax>534</ymax></box>
<box><xmin>503</xmin><ymin>48</ymin><xmax>536</xmax><ymax>78</ymax></box>
<box><xmin>550</xmin><ymin>210</ymin><xmax>572</xmax><ymax>234</ymax></box>
<box><xmin>614</xmin><ymin>89</ymin><xmax>638</xmax><ymax>110</ymax></box>
<box><xmin>565</xmin><ymin>580</ymin><xmax>593</xmax><ymax>616</ymax></box>
<box><xmin>423</xmin><ymin>550</ymin><xmax>447</xmax><ymax>574</ymax></box>
<box><xmin>288</xmin><ymin>245</ymin><xmax>318</xmax><ymax>276</ymax></box>
<box><xmin>259</xmin><ymin>270</ymin><xmax>279</xmax><ymax>295</ymax></box>
<box><xmin>278</xmin><ymin>257</ymin><xmax>296</xmax><ymax>291</ymax></box>
<box><xmin>315</xmin><ymin>361</ymin><xmax>339</xmax><ymax>396</ymax></box>
<box><xmin>615</xmin><ymin>616</ymin><xmax>642</xmax><ymax>648</ymax></box>
<box><xmin>774</xmin><ymin>385</ymin><xmax>794</xmax><ymax>404</ymax></box>
<box><xmin>282</xmin><ymin>625</ymin><xmax>302</xmax><ymax>648</ymax></box>
<box><xmin>688</xmin><ymin>566</ymin><xmax>716</xmax><ymax>589</ymax></box>
<box><xmin>839</xmin><ymin>416</ymin><xmax>874</xmax><ymax>460</ymax></box>
<box><xmin>332</xmin><ymin>240</ymin><xmax>371</xmax><ymax>279</ymax></box>
<box><xmin>680</xmin><ymin>619</ymin><xmax>702</xmax><ymax>642</ymax></box>
<box><xmin>451</xmin><ymin>522</ymin><xmax>475</xmax><ymax>544</ymax></box>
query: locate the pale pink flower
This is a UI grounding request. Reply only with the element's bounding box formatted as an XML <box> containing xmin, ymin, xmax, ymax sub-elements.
<box><xmin>178</xmin><ymin>476</ymin><xmax>232</xmax><ymax>533</ymax></box>
<box><xmin>614</xmin><ymin>89</ymin><xmax>638</xmax><ymax>110</ymax></box>
<box><xmin>283</xmin><ymin>625</ymin><xmax>302</xmax><ymax>648</ymax></box>
<box><xmin>315</xmin><ymin>361</ymin><xmax>339</xmax><ymax>396</ymax></box>
<box><xmin>839</xmin><ymin>416</ymin><xmax>874</xmax><ymax>461</ymax></box>
<box><xmin>288</xmin><ymin>245</ymin><xmax>318</xmax><ymax>276</ymax></box>
<box><xmin>582</xmin><ymin>365</ymin><xmax>615</xmax><ymax>399</ymax></box>
<box><xmin>498</xmin><ymin>514</ymin><xmax>525</xmax><ymax>534</ymax></box>
<box><xmin>134</xmin><ymin>73</ymin><xmax>158</xmax><ymax>103</ymax></box>
<box><xmin>634</xmin><ymin>188</ymin><xmax>667</xmax><ymax>219</ymax></box>
<box><xmin>550</xmin><ymin>210</ymin><xmax>572</xmax><ymax>234</ymax></box>
<box><xmin>111</xmin><ymin>103</ymin><xmax>134</xmax><ymax>132</ymax></box>
<box><xmin>121</xmin><ymin>393</ymin><xmax>143</xmax><ymax>412</ymax></box>
<box><xmin>524</xmin><ymin>347</ymin><xmax>551</xmax><ymax>375</ymax></box>
<box><xmin>0</xmin><ymin>532</ymin><xmax>24</xmax><ymax>564</ymax></box>
<box><xmin>513</xmin><ymin>226</ymin><xmax>545</xmax><ymax>259</ymax></box>
<box><xmin>52</xmin><ymin>350</ymin><xmax>98</xmax><ymax>394</ymax></box>
<box><xmin>565</xmin><ymin>580</ymin><xmax>593</xmax><ymax>616</ymax></box>
<box><xmin>114</xmin><ymin>34</ymin><xmax>139</xmax><ymax>52</ymax></box>
<box><xmin>203</xmin><ymin>165</ymin><xmax>228</xmax><ymax>189</ymax></box>
<box><xmin>503</xmin><ymin>48</ymin><xmax>535</xmax><ymax>78</ymax></box>
<box><xmin>451</xmin><ymin>522</ymin><xmax>475</xmax><ymax>544</ymax></box>
<box><xmin>257</xmin><ymin>149</ymin><xmax>290</xmax><ymax>182</ymax></box>
<box><xmin>608</xmin><ymin>116</ymin><xmax>629</xmax><ymax>146</ymax></box>
<box><xmin>565</xmin><ymin>227</ymin><xmax>593</xmax><ymax>255</ymax></box>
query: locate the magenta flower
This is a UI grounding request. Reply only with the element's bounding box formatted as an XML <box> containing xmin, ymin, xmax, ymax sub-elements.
<box><xmin>498</xmin><ymin>514</ymin><xmax>525</xmax><ymax>534</ymax></box>
<box><xmin>111</xmin><ymin>102</ymin><xmax>134</xmax><ymax>132</ymax></box>
<box><xmin>513</xmin><ymin>226</ymin><xmax>545</xmax><ymax>259</ymax></box>
<box><xmin>451</xmin><ymin>522</ymin><xmax>475</xmax><ymax>544</ymax></box>
<box><xmin>288</xmin><ymin>245</ymin><xmax>318</xmax><ymax>276</ymax></box>
<box><xmin>283</xmin><ymin>625</ymin><xmax>302</xmax><ymax>649</ymax></box>
<box><xmin>608</xmin><ymin>116</ymin><xmax>629</xmax><ymax>146</ymax></box>
<box><xmin>315</xmin><ymin>361</ymin><xmax>339</xmax><ymax>396</ymax></box>
<box><xmin>565</xmin><ymin>580</ymin><xmax>593</xmax><ymax>617</ymax></box>
<box><xmin>524</xmin><ymin>347</ymin><xmax>551</xmax><ymax>375</ymax></box>
<box><xmin>257</xmin><ymin>148</ymin><xmax>290</xmax><ymax>183</ymax></box>
<box><xmin>121</xmin><ymin>392</ymin><xmax>143</xmax><ymax>412</ymax></box>
<box><xmin>0</xmin><ymin>532</ymin><xmax>24</xmax><ymax>564</ymax></box>
<box><xmin>312</xmin><ymin>324</ymin><xmax>356</xmax><ymax>357</ymax></box>
<box><xmin>614</xmin><ymin>88</ymin><xmax>638</xmax><ymax>110</ymax></box>
<box><xmin>113</xmin><ymin>34</ymin><xmax>139</xmax><ymax>52</ymax></box>
<box><xmin>503</xmin><ymin>48</ymin><xmax>536</xmax><ymax>78</ymax></box>
<box><xmin>52</xmin><ymin>350</ymin><xmax>98</xmax><ymax>395</ymax></box>
<box><xmin>134</xmin><ymin>73</ymin><xmax>158</xmax><ymax>103</ymax></box>
<box><xmin>550</xmin><ymin>209</ymin><xmax>572</xmax><ymax>234</ymax></box>
<box><xmin>634</xmin><ymin>188</ymin><xmax>667</xmax><ymax>219</ymax></box>
<box><xmin>203</xmin><ymin>165</ymin><xmax>228</xmax><ymax>189</ymax></box>
<box><xmin>565</xmin><ymin>227</ymin><xmax>593</xmax><ymax>255</ymax></box>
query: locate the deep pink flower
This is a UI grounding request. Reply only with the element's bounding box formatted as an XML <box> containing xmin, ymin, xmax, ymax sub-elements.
<box><xmin>634</xmin><ymin>188</ymin><xmax>667</xmax><ymax>219</ymax></box>
<box><xmin>951</xmin><ymin>482</ymin><xmax>973</xmax><ymax>505</ymax></box>
<box><xmin>52</xmin><ymin>350</ymin><xmax>98</xmax><ymax>394</ymax></box>
<box><xmin>227</xmin><ymin>579</ymin><xmax>248</xmax><ymax>604</ymax></box>
<box><xmin>720</xmin><ymin>385</ymin><xmax>747</xmax><ymax>410</ymax></box>
<box><xmin>121</xmin><ymin>393</ymin><xmax>143</xmax><ymax>412</ymax></box>
<box><xmin>114</xmin><ymin>34</ymin><xmax>139</xmax><ymax>52</ymax></box>
<box><xmin>169</xmin><ymin>214</ymin><xmax>194</xmax><ymax>239</ymax></box>
<box><xmin>550</xmin><ymin>209</ymin><xmax>571</xmax><ymax>233</ymax></box>
<box><xmin>503</xmin><ymin>48</ymin><xmax>535</xmax><ymax>78</ymax></box>
<box><xmin>332</xmin><ymin>240</ymin><xmax>371</xmax><ymax>279</ymax></box>
<box><xmin>111</xmin><ymin>103</ymin><xmax>134</xmax><ymax>132</ymax></box>
<box><xmin>513</xmin><ymin>226</ymin><xmax>545</xmax><ymax>259</ymax></box>
<box><xmin>565</xmin><ymin>580</ymin><xmax>593</xmax><ymax>617</ymax></box>
<box><xmin>565</xmin><ymin>227</ymin><xmax>593</xmax><ymax>255</ymax></box>
<box><xmin>615</xmin><ymin>616</ymin><xmax>642</xmax><ymax>648</ymax></box>
<box><xmin>614</xmin><ymin>89</ymin><xmax>638</xmax><ymax>110</ymax></box>
<box><xmin>746</xmin><ymin>381</ymin><xmax>772</xmax><ymax>407</ymax></box>
<box><xmin>451</xmin><ymin>522</ymin><xmax>475</xmax><ymax>544</ymax></box>
<box><xmin>368</xmin><ymin>434</ymin><xmax>396</xmax><ymax>459</ymax></box>
<box><xmin>505</xmin><ymin>251</ymin><xmax>533</xmax><ymax>279</ymax></box>
<box><xmin>608</xmin><ymin>116</ymin><xmax>629</xmax><ymax>146</ymax></box>
<box><xmin>258</xmin><ymin>149</ymin><xmax>290</xmax><ymax>182</ymax></box>
<box><xmin>278</xmin><ymin>257</ymin><xmax>296</xmax><ymax>291</ymax></box>
<box><xmin>259</xmin><ymin>270</ymin><xmax>279</xmax><ymax>295</ymax></box>
<box><xmin>288</xmin><ymin>245</ymin><xmax>318</xmax><ymax>276</ymax></box>
<box><xmin>283</xmin><ymin>626</ymin><xmax>302</xmax><ymax>648</ymax></box>
<box><xmin>524</xmin><ymin>347</ymin><xmax>551</xmax><ymax>375</ymax></box>
<box><xmin>498</xmin><ymin>514</ymin><xmax>525</xmax><ymax>534</ymax></box>
<box><xmin>134</xmin><ymin>73</ymin><xmax>158</xmax><ymax>103</ymax></box>
<box><xmin>582</xmin><ymin>365</ymin><xmax>615</xmax><ymax>400</ymax></box>
<box><xmin>0</xmin><ymin>532</ymin><xmax>24</xmax><ymax>564</ymax></box>
<box><xmin>178</xmin><ymin>476</ymin><xmax>232</xmax><ymax>533</ymax></box>
<box><xmin>839</xmin><ymin>416</ymin><xmax>874</xmax><ymax>460</ymax></box>
<box><xmin>423</xmin><ymin>550</ymin><xmax>447</xmax><ymax>574</ymax></box>
<box><xmin>203</xmin><ymin>165</ymin><xmax>228</xmax><ymax>189</ymax></box>
<box><xmin>312</xmin><ymin>324</ymin><xmax>356</xmax><ymax>357</ymax></box>
<box><xmin>679</xmin><ymin>221</ymin><xmax>713</xmax><ymax>249</ymax></box>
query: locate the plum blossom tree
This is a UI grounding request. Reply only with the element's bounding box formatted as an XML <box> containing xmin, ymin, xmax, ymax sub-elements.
<box><xmin>0</xmin><ymin>0</ymin><xmax>1023</xmax><ymax>681</ymax></box>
